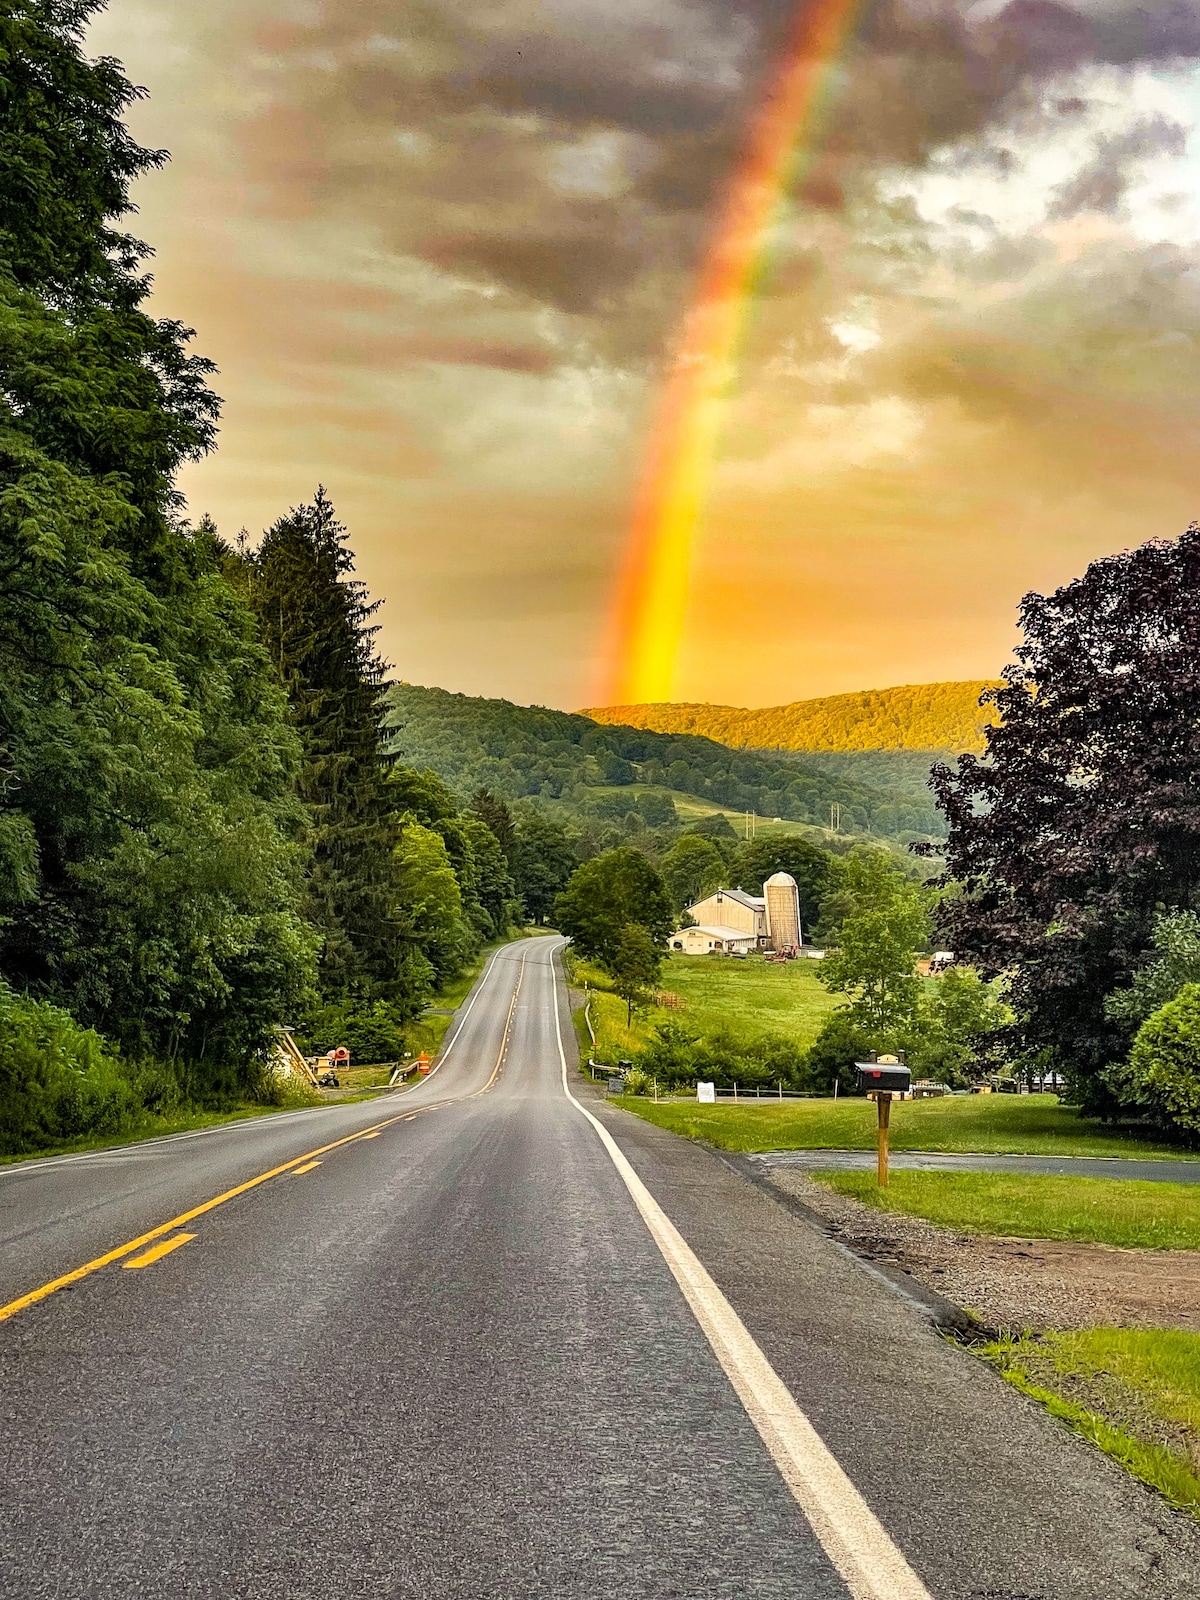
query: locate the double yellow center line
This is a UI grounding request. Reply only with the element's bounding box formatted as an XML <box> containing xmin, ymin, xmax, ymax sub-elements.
<box><xmin>0</xmin><ymin>1109</ymin><xmax>414</xmax><ymax>1325</ymax></box>
<box><xmin>0</xmin><ymin>953</ymin><xmax>530</xmax><ymax>1327</ymax></box>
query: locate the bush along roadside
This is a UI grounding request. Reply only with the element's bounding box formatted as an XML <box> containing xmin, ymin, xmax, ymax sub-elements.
<box><xmin>0</xmin><ymin>982</ymin><xmax>314</xmax><ymax>1159</ymax></box>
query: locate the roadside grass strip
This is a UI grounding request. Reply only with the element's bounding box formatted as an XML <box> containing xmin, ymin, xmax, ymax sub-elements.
<box><xmin>616</xmin><ymin>1094</ymin><xmax>1189</xmax><ymax>1159</ymax></box>
<box><xmin>813</xmin><ymin>1170</ymin><xmax>1200</xmax><ymax>1250</ymax></box>
<box><xmin>981</xmin><ymin>1330</ymin><xmax>1200</xmax><ymax>1516</ymax></box>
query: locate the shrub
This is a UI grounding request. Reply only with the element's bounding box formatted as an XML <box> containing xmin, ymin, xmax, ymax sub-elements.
<box><xmin>804</xmin><ymin>1011</ymin><xmax>874</xmax><ymax>1095</ymax></box>
<box><xmin>1107</xmin><ymin>983</ymin><xmax>1200</xmax><ymax>1139</ymax></box>
<box><xmin>0</xmin><ymin>985</ymin><xmax>141</xmax><ymax>1154</ymax></box>
<box><xmin>623</xmin><ymin>1067</ymin><xmax>652</xmax><ymax>1096</ymax></box>
<box><xmin>636</xmin><ymin>1017</ymin><xmax>812</xmax><ymax>1092</ymax></box>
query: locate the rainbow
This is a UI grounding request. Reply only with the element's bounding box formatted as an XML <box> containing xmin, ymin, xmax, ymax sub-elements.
<box><xmin>599</xmin><ymin>0</ymin><xmax>866</xmax><ymax>706</ymax></box>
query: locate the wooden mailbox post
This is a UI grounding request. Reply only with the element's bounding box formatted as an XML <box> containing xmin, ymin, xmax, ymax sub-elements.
<box><xmin>854</xmin><ymin>1055</ymin><xmax>911</xmax><ymax>1187</ymax></box>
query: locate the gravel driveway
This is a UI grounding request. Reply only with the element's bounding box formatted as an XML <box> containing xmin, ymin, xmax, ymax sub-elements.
<box><xmin>766</xmin><ymin>1167</ymin><xmax>1200</xmax><ymax>1333</ymax></box>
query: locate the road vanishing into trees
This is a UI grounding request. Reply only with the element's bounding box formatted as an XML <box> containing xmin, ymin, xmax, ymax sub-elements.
<box><xmin>2</xmin><ymin>936</ymin><xmax>1198</xmax><ymax>1599</ymax></box>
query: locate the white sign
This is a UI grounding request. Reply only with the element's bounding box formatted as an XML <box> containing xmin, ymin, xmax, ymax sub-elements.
<box><xmin>697</xmin><ymin>1081</ymin><xmax>716</xmax><ymax>1104</ymax></box>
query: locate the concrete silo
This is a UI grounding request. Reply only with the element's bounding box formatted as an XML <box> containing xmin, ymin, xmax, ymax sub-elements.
<box><xmin>763</xmin><ymin>871</ymin><xmax>802</xmax><ymax>953</ymax></box>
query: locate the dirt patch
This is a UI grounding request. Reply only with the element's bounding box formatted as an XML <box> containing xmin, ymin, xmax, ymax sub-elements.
<box><xmin>768</xmin><ymin>1168</ymin><xmax>1200</xmax><ymax>1334</ymax></box>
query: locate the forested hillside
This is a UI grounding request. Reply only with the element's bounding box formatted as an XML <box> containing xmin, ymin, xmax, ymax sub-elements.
<box><xmin>583</xmin><ymin>682</ymin><xmax>998</xmax><ymax>754</ymax></box>
<box><xmin>385</xmin><ymin>684</ymin><xmax>946</xmax><ymax>840</ymax></box>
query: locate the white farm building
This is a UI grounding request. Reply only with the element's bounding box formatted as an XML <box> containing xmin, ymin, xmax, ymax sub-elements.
<box><xmin>672</xmin><ymin>924</ymin><xmax>758</xmax><ymax>955</ymax></box>
<box><xmin>680</xmin><ymin>874</ymin><xmax>804</xmax><ymax>954</ymax></box>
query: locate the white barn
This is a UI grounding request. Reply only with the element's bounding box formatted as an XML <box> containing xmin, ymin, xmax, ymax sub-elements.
<box><xmin>671</xmin><ymin>924</ymin><xmax>758</xmax><ymax>955</ymax></box>
<box><xmin>684</xmin><ymin>877</ymin><xmax>804</xmax><ymax>953</ymax></box>
<box><xmin>684</xmin><ymin>887</ymin><xmax>767</xmax><ymax>943</ymax></box>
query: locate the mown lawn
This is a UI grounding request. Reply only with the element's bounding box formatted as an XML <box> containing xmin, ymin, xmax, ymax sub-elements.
<box><xmin>617</xmin><ymin>1093</ymin><xmax>1189</xmax><ymax>1159</ymax></box>
<box><xmin>815</xmin><ymin>1169</ymin><xmax>1200</xmax><ymax>1249</ymax></box>
<box><xmin>982</xmin><ymin>1329</ymin><xmax>1200</xmax><ymax>1514</ymax></box>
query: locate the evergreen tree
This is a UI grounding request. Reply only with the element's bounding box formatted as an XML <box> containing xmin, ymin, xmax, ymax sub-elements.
<box><xmin>237</xmin><ymin>490</ymin><xmax>401</xmax><ymax>1003</ymax></box>
<box><xmin>470</xmin><ymin>789</ymin><xmax>516</xmax><ymax>862</ymax></box>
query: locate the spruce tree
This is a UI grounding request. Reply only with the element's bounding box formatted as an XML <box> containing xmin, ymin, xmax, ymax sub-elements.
<box><xmin>239</xmin><ymin>490</ymin><xmax>401</xmax><ymax>1002</ymax></box>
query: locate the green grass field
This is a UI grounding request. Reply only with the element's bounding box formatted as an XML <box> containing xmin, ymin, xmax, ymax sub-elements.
<box><xmin>982</xmin><ymin>1330</ymin><xmax>1200</xmax><ymax>1513</ymax></box>
<box><xmin>813</xmin><ymin>1169</ymin><xmax>1200</xmax><ymax>1249</ymax></box>
<box><xmin>661</xmin><ymin>954</ymin><xmax>843</xmax><ymax>1044</ymax></box>
<box><xmin>585</xmin><ymin>785</ymin><xmax>830</xmax><ymax>843</ymax></box>
<box><xmin>616</xmin><ymin>1093</ymin><xmax>1189</xmax><ymax>1159</ymax></box>
<box><xmin>574</xmin><ymin>951</ymin><xmax>844</xmax><ymax>1067</ymax></box>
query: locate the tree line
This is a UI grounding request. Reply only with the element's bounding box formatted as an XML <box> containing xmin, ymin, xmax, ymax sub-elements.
<box><xmin>581</xmin><ymin>682</ymin><xmax>997</xmax><ymax>756</ymax></box>
<box><xmin>0</xmin><ymin>7</ymin><xmax>522</xmax><ymax>1151</ymax></box>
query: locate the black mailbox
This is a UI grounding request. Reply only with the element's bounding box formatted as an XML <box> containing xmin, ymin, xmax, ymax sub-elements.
<box><xmin>855</xmin><ymin>1059</ymin><xmax>911</xmax><ymax>1095</ymax></box>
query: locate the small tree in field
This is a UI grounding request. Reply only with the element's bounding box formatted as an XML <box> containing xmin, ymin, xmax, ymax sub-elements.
<box><xmin>606</xmin><ymin>924</ymin><xmax>663</xmax><ymax>1026</ymax></box>
<box><xmin>818</xmin><ymin>855</ymin><xmax>929</xmax><ymax>1040</ymax></box>
<box><xmin>554</xmin><ymin>847</ymin><xmax>674</xmax><ymax>966</ymax></box>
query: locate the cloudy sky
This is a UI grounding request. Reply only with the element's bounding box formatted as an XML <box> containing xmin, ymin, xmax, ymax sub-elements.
<box><xmin>88</xmin><ymin>0</ymin><xmax>1200</xmax><ymax>709</ymax></box>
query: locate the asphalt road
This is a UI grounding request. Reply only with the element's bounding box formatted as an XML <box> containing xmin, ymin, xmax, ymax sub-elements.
<box><xmin>2</xmin><ymin>935</ymin><xmax>1199</xmax><ymax>1599</ymax></box>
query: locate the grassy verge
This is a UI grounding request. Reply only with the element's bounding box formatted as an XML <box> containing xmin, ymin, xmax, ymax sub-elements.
<box><xmin>613</xmin><ymin>1093</ymin><xmax>1189</xmax><ymax>1159</ymax></box>
<box><xmin>981</xmin><ymin>1330</ymin><xmax>1200</xmax><ymax>1514</ymax></box>
<box><xmin>813</xmin><ymin>1169</ymin><xmax>1200</xmax><ymax>1249</ymax></box>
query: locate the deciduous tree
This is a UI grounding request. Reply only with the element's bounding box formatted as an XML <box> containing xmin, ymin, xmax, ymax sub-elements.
<box><xmin>554</xmin><ymin>847</ymin><xmax>673</xmax><ymax>967</ymax></box>
<box><xmin>660</xmin><ymin>834</ymin><xmax>724</xmax><ymax>912</ymax></box>
<box><xmin>606</xmin><ymin>924</ymin><xmax>663</xmax><ymax>1026</ymax></box>
<box><xmin>932</xmin><ymin>527</ymin><xmax>1200</xmax><ymax>1110</ymax></box>
<box><xmin>818</xmin><ymin>868</ymin><xmax>929</xmax><ymax>1038</ymax></box>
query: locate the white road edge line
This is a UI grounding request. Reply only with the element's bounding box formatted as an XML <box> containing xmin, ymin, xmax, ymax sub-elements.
<box><xmin>549</xmin><ymin>942</ymin><xmax>933</xmax><ymax>1600</ymax></box>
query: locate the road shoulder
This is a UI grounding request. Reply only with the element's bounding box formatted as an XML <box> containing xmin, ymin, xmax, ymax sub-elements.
<box><xmin>574</xmin><ymin>1074</ymin><xmax>1200</xmax><ymax>1599</ymax></box>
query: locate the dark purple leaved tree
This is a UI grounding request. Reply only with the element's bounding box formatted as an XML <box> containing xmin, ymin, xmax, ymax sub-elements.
<box><xmin>931</xmin><ymin>526</ymin><xmax>1200</xmax><ymax>1111</ymax></box>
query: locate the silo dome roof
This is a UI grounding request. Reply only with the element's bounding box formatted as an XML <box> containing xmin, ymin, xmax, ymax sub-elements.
<box><xmin>764</xmin><ymin>871</ymin><xmax>798</xmax><ymax>887</ymax></box>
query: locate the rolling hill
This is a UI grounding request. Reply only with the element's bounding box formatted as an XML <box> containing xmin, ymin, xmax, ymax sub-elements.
<box><xmin>385</xmin><ymin>684</ymin><xmax>949</xmax><ymax>840</ymax></box>
<box><xmin>581</xmin><ymin>681</ymin><xmax>999</xmax><ymax>755</ymax></box>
